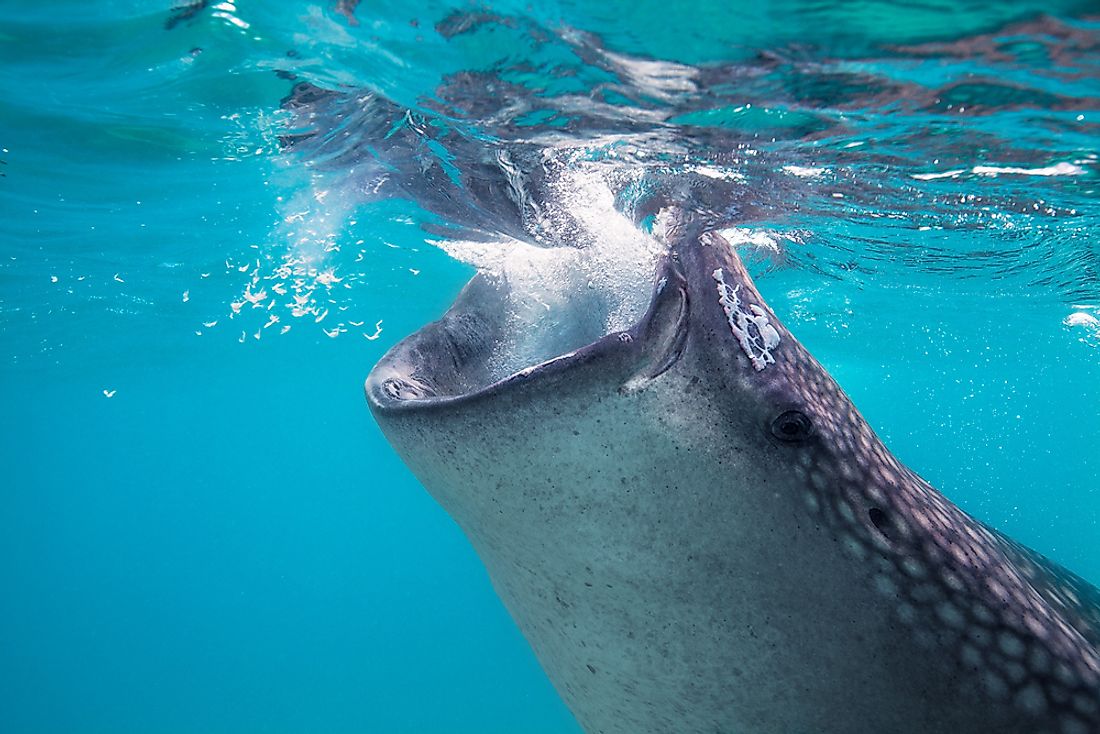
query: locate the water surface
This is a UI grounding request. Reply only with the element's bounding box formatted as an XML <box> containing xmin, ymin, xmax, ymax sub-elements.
<box><xmin>1</xmin><ymin>2</ymin><xmax>1098</xmax><ymax>732</ymax></box>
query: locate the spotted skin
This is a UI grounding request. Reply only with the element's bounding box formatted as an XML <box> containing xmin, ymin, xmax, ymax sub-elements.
<box><xmin>367</xmin><ymin>219</ymin><xmax>1100</xmax><ymax>733</ymax></box>
<box><xmin>696</xmin><ymin>227</ymin><xmax>1100</xmax><ymax>731</ymax></box>
<box><xmin>775</xmin><ymin>352</ymin><xmax>1100</xmax><ymax>728</ymax></box>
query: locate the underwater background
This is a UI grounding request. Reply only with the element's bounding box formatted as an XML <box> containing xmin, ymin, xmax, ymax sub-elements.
<box><xmin>1</xmin><ymin>1</ymin><xmax>1098</xmax><ymax>732</ymax></box>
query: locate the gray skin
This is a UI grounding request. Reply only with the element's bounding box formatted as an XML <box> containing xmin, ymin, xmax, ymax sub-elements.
<box><xmin>366</xmin><ymin>218</ymin><xmax>1100</xmax><ymax>734</ymax></box>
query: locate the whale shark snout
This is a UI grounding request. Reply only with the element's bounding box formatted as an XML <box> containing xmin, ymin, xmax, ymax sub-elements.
<box><xmin>367</xmin><ymin>215</ymin><xmax>1100</xmax><ymax>734</ymax></box>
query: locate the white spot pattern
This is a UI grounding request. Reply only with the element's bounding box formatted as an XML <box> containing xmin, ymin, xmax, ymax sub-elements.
<box><xmin>712</xmin><ymin>267</ymin><xmax>781</xmax><ymax>371</ymax></box>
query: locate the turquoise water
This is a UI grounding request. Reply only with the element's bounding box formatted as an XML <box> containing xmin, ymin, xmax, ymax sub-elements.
<box><xmin>1</xmin><ymin>2</ymin><xmax>1098</xmax><ymax>732</ymax></box>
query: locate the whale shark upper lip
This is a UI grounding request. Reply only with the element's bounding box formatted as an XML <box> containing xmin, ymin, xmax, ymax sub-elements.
<box><xmin>365</xmin><ymin>316</ymin><xmax>641</xmax><ymax>414</ymax></box>
<box><xmin>365</xmin><ymin>253</ymin><xmax>688</xmax><ymax>413</ymax></box>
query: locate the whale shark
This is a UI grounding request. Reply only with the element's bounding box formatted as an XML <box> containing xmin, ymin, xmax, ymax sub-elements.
<box><xmin>366</xmin><ymin>214</ymin><xmax>1100</xmax><ymax>733</ymax></box>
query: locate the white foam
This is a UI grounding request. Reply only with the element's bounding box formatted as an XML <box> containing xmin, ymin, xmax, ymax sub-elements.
<box><xmin>1065</xmin><ymin>308</ymin><xmax>1100</xmax><ymax>346</ymax></box>
<box><xmin>913</xmin><ymin>162</ymin><xmax>1085</xmax><ymax>181</ymax></box>
<box><xmin>717</xmin><ymin>227</ymin><xmax>784</xmax><ymax>254</ymax></box>
<box><xmin>434</xmin><ymin>168</ymin><xmax>665</xmax><ymax>381</ymax></box>
<box><xmin>971</xmin><ymin>162</ymin><xmax>1084</xmax><ymax>177</ymax></box>
<box><xmin>687</xmin><ymin>164</ymin><xmax>745</xmax><ymax>182</ymax></box>
<box><xmin>783</xmin><ymin>165</ymin><xmax>826</xmax><ymax>179</ymax></box>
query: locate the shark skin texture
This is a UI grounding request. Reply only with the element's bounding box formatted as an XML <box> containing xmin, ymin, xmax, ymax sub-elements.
<box><xmin>367</xmin><ymin>219</ymin><xmax>1100</xmax><ymax>734</ymax></box>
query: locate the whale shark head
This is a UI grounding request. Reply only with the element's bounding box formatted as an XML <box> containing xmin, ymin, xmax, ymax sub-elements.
<box><xmin>367</xmin><ymin>212</ymin><xmax>888</xmax><ymax>533</ymax></box>
<box><xmin>366</xmin><ymin>213</ymin><xmax>1100</xmax><ymax>734</ymax></box>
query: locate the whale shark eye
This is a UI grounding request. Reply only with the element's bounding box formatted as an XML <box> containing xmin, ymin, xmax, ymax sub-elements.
<box><xmin>771</xmin><ymin>410</ymin><xmax>813</xmax><ymax>443</ymax></box>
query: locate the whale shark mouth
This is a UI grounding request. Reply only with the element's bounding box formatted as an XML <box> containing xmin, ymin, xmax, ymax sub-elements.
<box><xmin>365</xmin><ymin>235</ymin><xmax>689</xmax><ymax>409</ymax></box>
<box><xmin>436</xmin><ymin>235</ymin><xmax>664</xmax><ymax>378</ymax></box>
<box><xmin>361</xmin><ymin>202</ymin><xmax>748</xmax><ymax>410</ymax></box>
<box><xmin>364</xmin><ymin>180</ymin><xmax>705</xmax><ymax>408</ymax></box>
